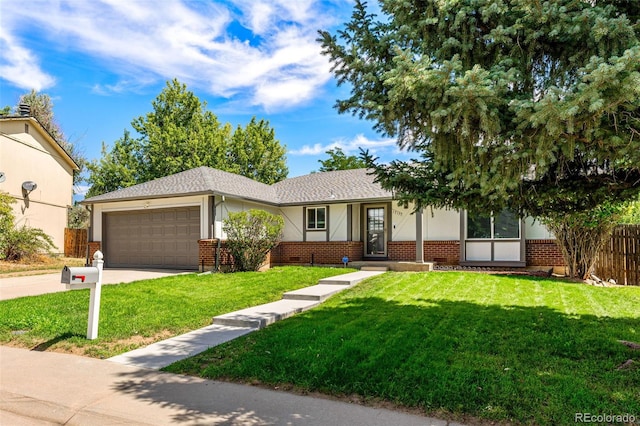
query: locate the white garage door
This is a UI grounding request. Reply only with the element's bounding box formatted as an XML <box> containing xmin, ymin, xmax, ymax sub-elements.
<box><xmin>104</xmin><ymin>207</ymin><xmax>200</xmax><ymax>269</ymax></box>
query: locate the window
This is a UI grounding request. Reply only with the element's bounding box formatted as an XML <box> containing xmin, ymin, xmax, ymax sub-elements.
<box><xmin>467</xmin><ymin>210</ymin><xmax>519</xmax><ymax>239</ymax></box>
<box><xmin>307</xmin><ymin>207</ymin><xmax>326</xmax><ymax>230</ymax></box>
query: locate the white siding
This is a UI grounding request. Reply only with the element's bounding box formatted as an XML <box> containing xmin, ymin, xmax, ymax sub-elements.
<box><xmin>391</xmin><ymin>203</ymin><xmax>416</xmax><ymax>241</ymax></box>
<box><xmin>425</xmin><ymin>208</ymin><xmax>460</xmax><ymax>240</ymax></box>
<box><xmin>329</xmin><ymin>204</ymin><xmax>348</xmax><ymax>241</ymax></box>
<box><xmin>280</xmin><ymin>206</ymin><xmax>303</xmax><ymax>241</ymax></box>
<box><xmin>214</xmin><ymin>199</ymin><xmax>279</xmax><ymax>240</ymax></box>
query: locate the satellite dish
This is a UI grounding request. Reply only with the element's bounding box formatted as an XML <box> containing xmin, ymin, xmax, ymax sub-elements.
<box><xmin>0</xmin><ymin>172</ymin><xmax>5</xmax><ymax>183</ymax></box>
<box><xmin>22</xmin><ymin>181</ymin><xmax>37</xmax><ymax>192</ymax></box>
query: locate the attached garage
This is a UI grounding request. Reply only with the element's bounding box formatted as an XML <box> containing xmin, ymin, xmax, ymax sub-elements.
<box><xmin>103</xmin><ymin>207</ymin><xmax>200</xmax><ymax>269</ymax></box>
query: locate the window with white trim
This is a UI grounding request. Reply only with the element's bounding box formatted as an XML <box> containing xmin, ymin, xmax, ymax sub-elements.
<box><xmin>307</xmin><ymin>207</ymin><xmax>326</xmax><ymax>230</ymax></box>
<box><xmin>467</xmin><ymin>210</ymin><xmax>519</xmax><ymax>239</ymax></box>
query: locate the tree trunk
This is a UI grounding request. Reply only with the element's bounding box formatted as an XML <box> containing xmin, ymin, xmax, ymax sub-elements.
<box><xmin>543</xmin><ymin>217</ymin><xmax>615</xmax><ymax>280</ymax></box>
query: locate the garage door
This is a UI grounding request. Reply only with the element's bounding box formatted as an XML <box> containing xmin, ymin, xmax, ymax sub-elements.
<box><xmin>104</xmin><ymin>207</ymin><xmax>200</xmax><ymax>269</ymax></box>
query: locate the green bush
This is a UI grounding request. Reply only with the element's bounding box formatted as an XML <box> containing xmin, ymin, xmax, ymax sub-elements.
<box><xmin>0</xmin><ymin>191</ymin><xmax>56</xmax><ymax>261</ymax></box>
<box><xmin>620</xmin><ymin>198</ymin><xmax>640</xmax><ymax>224</ymax></box>
<box><xmin>222</xmin><ymin>209</ymin><xmax>284</xmax><ymax>272</ymax></box>
<box><xmin>2</xmin><ymin>225</ymin><xmax>56</xmax><ymax>261</ymax></box>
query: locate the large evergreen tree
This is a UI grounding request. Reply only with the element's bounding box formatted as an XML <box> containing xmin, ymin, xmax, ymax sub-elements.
<box><xmin>87</xmin><ymin>79</ymin><xmax>288</xmax><ymax>195</ymax></box>
<box><xmin>320</xmin><ymin>0</ymin><xmax>640</xmax><ymax>278</ymax></box>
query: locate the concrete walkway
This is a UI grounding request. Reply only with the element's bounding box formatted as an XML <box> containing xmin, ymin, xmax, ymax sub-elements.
<box><xmin>108</xmin><ymin>270</ymin><xmax>384</xmax><ymax>369</ymax></box>
<box><xmin>0</xmin><ymin>269</ymin><xmax>192</xmax><ymax>301</ymax></box>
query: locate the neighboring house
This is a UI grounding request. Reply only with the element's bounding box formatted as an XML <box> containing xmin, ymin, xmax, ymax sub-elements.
<box><xmin>81</xmin><ymin>166</ymin><xmax>563</xmax><ymax>270</ymax></box>
<box><xmin>0</xmin><ymin>114</ymin><xmax>79</xmax><ymax>252</ymax></box>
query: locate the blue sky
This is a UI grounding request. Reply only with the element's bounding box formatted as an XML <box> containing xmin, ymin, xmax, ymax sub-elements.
<box><xmin>0</xmin><ymin>0</ymin><xmax>409</xmax><ymax>196</ymax></box>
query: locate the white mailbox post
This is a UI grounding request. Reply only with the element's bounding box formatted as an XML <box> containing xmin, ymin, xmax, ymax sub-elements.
<box><xmin>61</xmin><ymin>251</ymin><xmax>104</xmax><ymax>340</ymax></box>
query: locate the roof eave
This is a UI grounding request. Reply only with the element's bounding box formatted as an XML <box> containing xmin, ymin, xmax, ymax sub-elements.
<box><xmin>81</xmin><ymin>190</ymin><xmax>214</xmax><ymax>205</ymax></box>
<box><xmin>278</xmin><ymin>196</ymin><xmax>393</xmax><ymax>207</ymax></box>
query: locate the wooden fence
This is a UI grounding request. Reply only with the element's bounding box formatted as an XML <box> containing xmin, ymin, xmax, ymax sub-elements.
<box><xmin>64</xmin><ymin>228</ymin><xmax>88</xmax><ymax>258</ymax></box>
<box><xmin>594</xmin><ymin>225</ymin><xmax>639</xmax><ymax>286</ymax></box>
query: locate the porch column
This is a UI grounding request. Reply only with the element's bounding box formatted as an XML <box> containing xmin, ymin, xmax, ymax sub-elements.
<box><xmin>415</xmin><ymin>209</ymin><xmax>424</xmax><ymax>263</ymax></box>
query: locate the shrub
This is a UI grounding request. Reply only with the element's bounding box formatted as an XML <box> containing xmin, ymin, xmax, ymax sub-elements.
<box><xmin>2</xmin><ymin>225</ymin><xmax>56</xmax><ymax>261</ymax></box>
<box><xmin>222</xmin><ymin>209</ymin><xmax>284</xmax><ymax>272</ymax></box>
<box><xmin>0</xmin><ymin>191</ymin><xmax>56</xmax><ymax>261</ymax></box>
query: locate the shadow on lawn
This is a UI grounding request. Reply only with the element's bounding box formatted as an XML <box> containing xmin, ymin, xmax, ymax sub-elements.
<box><xmin>30</xmin><ymin>332</ymin><xmax>84</xmax><ymax>351</ymax></box>
<box><xmin>161</xmin><ymin>296</ymin><xmax>639</xmax><ymax>425</ymax></box>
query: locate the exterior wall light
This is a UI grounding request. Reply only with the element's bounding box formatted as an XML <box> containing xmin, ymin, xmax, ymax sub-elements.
<box><xmin>22</xmin><ymin>181</ymin><xmax>37</xmax><ymax>193</ymax></box>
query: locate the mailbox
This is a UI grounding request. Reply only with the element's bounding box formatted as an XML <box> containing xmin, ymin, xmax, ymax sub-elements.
<box><xmin>61</xmin><ymin>266</ymin><xmax>100</xmax><ymax>285</ymax></box>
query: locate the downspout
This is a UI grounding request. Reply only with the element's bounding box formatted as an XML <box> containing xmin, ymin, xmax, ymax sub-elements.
<box><xmin>85</xmin><ymin>204</ymin><xmax>93</xmax><ymax>267</ymax></box>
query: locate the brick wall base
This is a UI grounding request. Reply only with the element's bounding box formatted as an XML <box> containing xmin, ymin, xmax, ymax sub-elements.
<box><xmin>526</xmin><ymin>239</ymin><xmax>565</xmax><ymax>266</ymax></box>
<box><xmin>88</xmin><ymin>241</ymin><xmax>102</xmax><ymax>261</ymax></box>
<box><xmin>271</xmin><ymin>241</ymin><xmax>364</xmax><ymax>265</ymax></box>
<box><xmin>387</xmin><ymin>241</ymin><xmax>460</xmax><ymax>264</ymax></box>
<box><xmin>198</xmin><ymin>239</ymin><xmax>270</xmax><ymax>272</ymax></box>
<box><xmin>199</xmin><ymin>239</ymin><xmax>564</xmax><ymax>269</ymax></box>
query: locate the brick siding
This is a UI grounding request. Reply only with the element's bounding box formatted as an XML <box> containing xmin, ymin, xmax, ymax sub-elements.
<box><xmin>270</xmin><ymin>241</ymin><xmax>364</xmax><ymax>265</ymax></box>
<box><xmin>424</xmin><ymin>241</ymin><xmax>460</xmax><ymax>265</ymax></box>
<box><xmin>387</xmin><ymin>241</ymin><xmax>460</xmax><ymax>264</ymax></box>
<box><xmin>198</xmin><ymin>239</ymin><xmax>271</xmax><ymax>271</ymax></box>
<box><xmin>199</xmin><ymin>239</ymin><xmax>563</xmax><ymax>269</ymax></box>
<box><xmin>526</xmin><ymin>239</ymin><xmax>564</xmax><ymax>266</ymax></box>
<box><xmin>88</xmin><ymin>241</ymin><xmax>102</xmax><ymax>260</ymax></box>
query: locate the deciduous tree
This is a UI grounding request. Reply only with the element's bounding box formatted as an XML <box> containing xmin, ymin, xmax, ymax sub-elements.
<box><xmin>317</xmin><ymin>147</ymin><xmax>366</xmax><ymax>172</ymax></box>
<box><xmin>228</xmin><ymin>117</ymin><xmax>288</xmax><ymax>184</ymax></box>
<box><xmin>87</xmin><ymin>79</ymin><xmax>288</xmax><ymax>195</ymax></box>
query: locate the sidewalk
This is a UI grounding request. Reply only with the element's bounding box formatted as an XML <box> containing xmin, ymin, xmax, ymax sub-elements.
<box><xmin>0</xmin><ymin>346</ymin><xmax>458</xmax><ymax>426</ymax></box>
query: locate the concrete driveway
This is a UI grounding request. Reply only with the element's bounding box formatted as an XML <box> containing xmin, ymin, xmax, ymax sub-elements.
<box><xmin>0</xmin><ymin>269</ymin><xmax>192</xmax><ymax>301</ymax></box>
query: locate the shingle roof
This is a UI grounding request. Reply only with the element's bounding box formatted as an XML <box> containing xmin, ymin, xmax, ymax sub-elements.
<box><xmin>82</xmin><ymin>166</ymin><xmax>392</xmax><ymax>205</ymax></box>
<box><xmin>83</xmin><ymin>167</ymin><xmax>278</xmax><ymax>204</ymax></box>
<box><xmin>273</xmin><ymin>168</ymin><xmax>390</xmax><ymax>205</ymax></box>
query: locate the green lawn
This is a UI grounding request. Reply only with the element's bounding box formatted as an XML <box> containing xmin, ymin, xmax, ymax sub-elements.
<box><xmin>166</xmin><ymin>272</ymin><xmax>640</xmax><ymax>426</ymax></box>
<box><xmin>0</xmin><ymin>266</ymin><xmax>354</xmax><ymax>358</ymax></box>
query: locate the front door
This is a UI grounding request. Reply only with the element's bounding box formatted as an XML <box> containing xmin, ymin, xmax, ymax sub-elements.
<box><xmin>365</xmin><ymin>206</ymin><xmax>387</xmax><ymax>257</ymax></box>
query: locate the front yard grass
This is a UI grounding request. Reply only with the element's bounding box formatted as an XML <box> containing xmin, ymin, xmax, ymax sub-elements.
<box><xmin>166</xmin><ymin>272</ymin><xmax>640</xmax><ymax>426</ymax></box>
<box><xmin>0</xmin><ymin>266</ymin><xmax>354</xmax><ymax>358</ymax></box>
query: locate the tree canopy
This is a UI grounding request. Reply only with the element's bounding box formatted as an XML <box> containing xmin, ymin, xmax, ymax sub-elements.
<box><xmin>317</xmin><ymin>147</ymin><xmax>367</xmax><ymax>172</ymax></box>
<box><xmin>86</xmin><ymin>79</ymin><xmax>288</xmax><ymax>197</ymax></box>
<box><xmin>319</xmin><ymin>0</ymin><xmax>640</xmax><ymax>278</ymax></box>
<box><xmin>320</xmin><ymin>0</ymin><xmax>640</xmax><ymax>215</ymax></box>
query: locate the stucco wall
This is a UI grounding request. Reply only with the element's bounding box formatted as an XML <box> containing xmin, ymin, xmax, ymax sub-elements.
<box><xmin>0</xmin><ymin>119</ymin><xmax>75</xmax><ymax>251</ymax></box>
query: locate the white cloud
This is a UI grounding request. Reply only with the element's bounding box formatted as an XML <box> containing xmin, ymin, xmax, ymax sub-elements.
<box><xmin>0</xmin><ymin>0</ymin><xmax>344</xmax><ymax>110</ymax></box>
<box><xmin>0</xmin><ymin>27</ymin><xmax>56</xmax><ymax>91</ymax></box>
<box><xmin>289</xmin><ymin>134</ymin><xmax>397</xmax><ymax>156</ymax></box>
